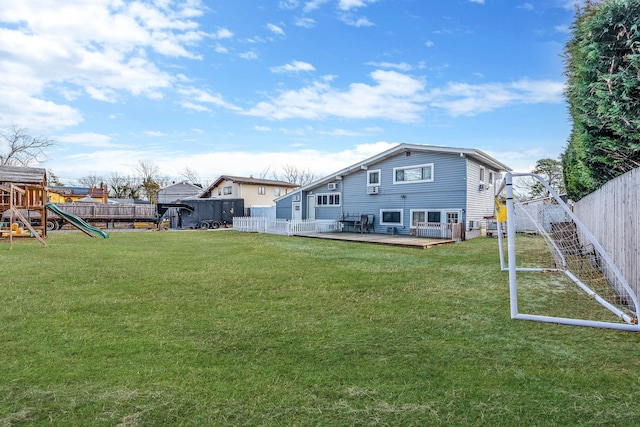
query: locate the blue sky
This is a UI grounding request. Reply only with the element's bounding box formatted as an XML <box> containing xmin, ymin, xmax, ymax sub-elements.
<box><xmin>0</xmin><ymin>0</ymin><xmax>582</xmax><ymax>185</ymax></box>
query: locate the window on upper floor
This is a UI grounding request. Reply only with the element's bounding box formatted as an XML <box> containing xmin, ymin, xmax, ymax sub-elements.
<box><xmin>393</xmin><ymin>163</ymin><xmax>434</xmax><ymax>184</ymax></box>
<box><xmin>367</xmin><ymin>169</ymin><xmax>381</xmax><ymax>186</ymax></box>
<box><xmin>479</xmin><ymin>167</ymin><xmax>485</xmax><ymax>183</ymax></box>
<box><xmin>258</xmin><ymin>186</ymin><xmax>266</xmax><ymax>195</ymax></box>
<box><xmin>223</xmin><ymin>186</ymin><xmax>232</xmax><ymax>195</ymax></box>
<box><xmin>274</xmin><ymin>188</ymin><xmax>281</xmax><ymax>197</ymax></box>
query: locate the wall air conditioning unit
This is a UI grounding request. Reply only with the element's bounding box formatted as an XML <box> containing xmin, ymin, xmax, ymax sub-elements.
<box><xmin>328</xmin><ymin>182</ymin><xmax>338</xmax><ymax>191</ymax></box>
<box><xmin>479</xmin><ymin>183</ymin><xmax>486</xmax><ymax>191</ymax></box>
<box><xmin>367</xmin><ymin>186</ymin><xmax>379</xmax><ymax>195</ymax></box>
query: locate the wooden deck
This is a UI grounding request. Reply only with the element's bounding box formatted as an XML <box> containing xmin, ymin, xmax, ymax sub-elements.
<box><xmin>300</xmin><ymin>232</ymin><xmax>456</xmax><ymax>249</ymax></box>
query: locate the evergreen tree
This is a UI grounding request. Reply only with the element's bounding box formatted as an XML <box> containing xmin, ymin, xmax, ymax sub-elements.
<box><xmin>563</xmin><ymin>0</ymin><xmax>640</xmax><ymax>200</ymax></box>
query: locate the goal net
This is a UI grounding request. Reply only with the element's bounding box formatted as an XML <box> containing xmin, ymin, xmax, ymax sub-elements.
<box><xmin>496</xmin><ymin>172</ymin><xmax>639</xmax><ymax>331</ymax></box>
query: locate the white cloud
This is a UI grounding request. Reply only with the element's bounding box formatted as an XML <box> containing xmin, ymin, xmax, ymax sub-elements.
<box><xmin>280</xmin><ymin>0</ymin><xmax>300</xmax><ymax>9</ymax></box>
<box><xmin>49</xmin><ymin>141</ymin><xmax>398</xmax><ymax>182</ymax></box>
<box><xmin>518</xmin><ymin>3</ymin><xmax>534</xmax><ymax>11</ymax></box>
<box><xmin>428</xmin><ymin>79</ymin><xmax>565</xmax><ymax>117</ymax></box>
<box><xmin>270</xmin><ymin>60</ymin><xmax>316</xmax><ymax>73</ymax></box>
<box><xmin>177</xmin><ymin>88</ymin><xmax>241</xmax><ymax>111</ymax></box>
<box><xmin>318</xmin><ymin>127</ymin><xmax>381</xmax><ymax>137</ymax></box>
<box><xmin>267</xmin><ymin>23</ymin><xmax>286</xmax><ymax>36</ymax></box>
<box><xmin>144</xmin><ymin>131</ymin><xmax>168</xmax><ymax>137</ymax></box>
<box><xmin>303</xmin><ymin>0</ymin><xmax>331</xmax><ymax>13</ymax></box>
<box><xmin>338</xmin><ymin>0</ymin><xmax>378</xmax><ymax>10</ymax></box>
<box><xmin>0</xmin><ymin>1</ymin><xmax>208</xmax><ymax>128</ymax></box>
<box><xmin>469</xmin><ymin>0</ymin><xmax>485</xmax><ymax>4</ymax></box>
<box><xmin>239</xmin><ymin>51</ymin><xmax>259</xmax><ymax>60</ymax></box>
<box><xmin>214</xmin><ymin>28</ymin><xmax>234</xmax><ymax>39</ymax></box>
<box><xmin>244</xmin><ymin>70</ymin><xmax>426</xmax><ymax>122</ymax></box>
<box><xmin>366</xmin><ymin>61</ymin><xmax>413</xmax><ymax>71</ymax></box>
<box><xmin>425</xmin><ymin>40</ymin><xmax>434</xmax><ymax>48</ymax></box>
<box><xmin>57</xmin><ymin>132</ymin><xmax>114</xmax><ymax>148</ymax></box>
<box><xmin>340</xmin><ymin>14</ymin><xmax>374</xmax><ymax>27</ymax></box>
<box><xmin>295</xmin><ymin>17</ymin><xmax>316</xmax><ymax>28</ymax></box>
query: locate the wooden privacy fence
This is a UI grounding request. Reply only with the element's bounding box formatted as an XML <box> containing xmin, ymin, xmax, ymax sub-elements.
<box><xmin>233</xmin><ymin>217</ymin><xmax>340</xmax><ymax>236</ymax></box>
<box><xmin>573</xmin><ymin>167</ymin><xmax>640</xmax><ymax>297</ymax></box>
<box><xmin>50</xmin><ymin>203</ymin><xmax>157</xmax><ymax>220</ymax></box>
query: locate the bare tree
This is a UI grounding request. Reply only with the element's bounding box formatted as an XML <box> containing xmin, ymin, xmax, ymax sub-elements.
<box><xmin>107</xmin><ymin>173</ymin><xmax>140</xmax><ymax>199</ymax></box>
<box><xmin>0</xmin><ymin>123</ymin><xmax>55</xmax><ymax>166</ymax></box>
<box><xmin>48</xmin><ymin>170</ymin><xmax>64</xmax><ymax>186</ymax></box>
<box><xmin>76</xmin><ymin>173</ymin><xmax>104</xmax><ymax>189</ymax></box>
<box><xmin>179</xmin><ymin>167</ymin><xmax>201</xmax><ymax>185</ymax></box>
<box><xmin>136</xmin><ymin>160</ymin><xmax>169</xmax><ymax>203</ymax></box>
<box><xmin>273</xmin><ymin>164</ymin><xmax>316</xmax><ymax>186</ymax></box>
<box><xmin>260</xmin><ymin>166</ymin><xmax>272</xmax><ymax>179</ymax></box>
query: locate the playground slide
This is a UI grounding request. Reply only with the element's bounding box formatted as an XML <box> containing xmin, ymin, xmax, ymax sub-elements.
<box><xmin>45</xmin><ymin>203</ymin><xmax>109</xmax><ymax>239</ymax></box>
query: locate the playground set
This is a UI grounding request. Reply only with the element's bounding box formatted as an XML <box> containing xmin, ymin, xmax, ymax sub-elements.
<box><xmin>0</xmin><ymin>165</ymin><xmax>108</xmax><ymax>249</ymax></box>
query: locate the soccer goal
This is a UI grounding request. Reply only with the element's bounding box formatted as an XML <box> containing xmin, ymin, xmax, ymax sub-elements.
<box><xmin>496</xmin><ymin>172</ymin><xmax>639</xmax><ymax>331</ymax></box>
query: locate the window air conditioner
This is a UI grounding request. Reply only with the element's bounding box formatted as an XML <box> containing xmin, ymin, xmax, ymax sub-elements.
<box><xmin>328</xmin><ymin>183</ymin><xmax>338</xmax><ymax>191</ymax></box>
<box><xmin>367</xmin><ymin>186</ymin><xmax>379</xmax><ymax>195</ymax></box>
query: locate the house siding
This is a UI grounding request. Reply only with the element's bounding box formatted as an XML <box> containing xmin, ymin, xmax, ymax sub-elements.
<box><xmin>276</xmin><ymin>192</ymin><xmax>295</xmax><ymax>219</ymax></box>
<box><xmin>275</xmin><ymin>144</ymin><xmax>509</xmax><ymax>238</ymax></box>
<box><xmin>465</xmin><ymin>160</ymin><xmax>499</xmax><ymax>230</ymax></box>
<box><xmin>304</xmin><ymin>151</ymin><xmax>469</xmax><ymax>235</ymax></box>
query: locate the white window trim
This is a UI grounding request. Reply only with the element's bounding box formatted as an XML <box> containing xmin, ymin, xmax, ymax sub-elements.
<box><xmin>409</xmin><ymin>209</ymin><xmax>462</xmax><ymax>228</ymax></box>
<box><xmin>393</xmin><ymin>163</ymin><xmax>434</xmax><ymax>185</ymax></box>
<box><xmin>379</xmin><ymin>209</ymin><xmax>403</xmax><ymax>226</ymax></box>
<box><xmin>410</xmin><ymin>209</ymin><xmax>427</xmax><ymax>228</ymax></box>
<box><xmin>316</xmin><ymin>193</ymin><xmax>341</xmax><ymax>207</ymax></box>
<box><xmin>479</xmin><ymin>166</ymin><xmax>485</xmax><ymax>183</ymax></box>
<box><xmin>367</xmin><ymin>169</ymin><xmax>381</xmax><ymax>186</ymax></box>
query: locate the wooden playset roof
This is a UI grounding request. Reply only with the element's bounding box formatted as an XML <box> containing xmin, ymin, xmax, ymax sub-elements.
<box><xmin>0</xmin><ymin>165</ymin><xmax>47</xmax><ymax>185</ymax></box>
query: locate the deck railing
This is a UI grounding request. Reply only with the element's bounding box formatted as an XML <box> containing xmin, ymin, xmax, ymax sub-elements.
<box><xmin>233</xmin><ymin>217</ymin><xmax>340</xmax><ymax>236</ymax></box>
<box><xmin>415</xmin><ymin>222</ymin><xmax>453</xmax><ymax>239</ymax></box>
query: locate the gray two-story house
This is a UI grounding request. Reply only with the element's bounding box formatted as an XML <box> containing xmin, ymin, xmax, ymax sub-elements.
<box><xmin>275</xmin><ymin>143</ymin><xmax>511</xmax><ymax>238</ymax></box>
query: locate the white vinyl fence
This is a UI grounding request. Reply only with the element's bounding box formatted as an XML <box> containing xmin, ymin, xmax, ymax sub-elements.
<box><xmin>415</xmin><ymin>222</ymin><xmax>452</xmax><ymax>239</ymax></box>
<box><xmin>233</xmin><ymin>217</ymin><xmax>340</xmax><ymax>236</ymax></box>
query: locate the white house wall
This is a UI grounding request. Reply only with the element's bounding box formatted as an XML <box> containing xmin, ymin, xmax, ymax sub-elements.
<box><xmin>465</xmin><ymin>159</ymin><xmax>499</xmax><ymax>230</ymax></box>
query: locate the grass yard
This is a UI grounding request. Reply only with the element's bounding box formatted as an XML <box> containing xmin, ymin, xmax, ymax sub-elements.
<box><xmin>1</xmin><ymin>230</ymin><xmax>640</xmax><ymax>426</ymax></box>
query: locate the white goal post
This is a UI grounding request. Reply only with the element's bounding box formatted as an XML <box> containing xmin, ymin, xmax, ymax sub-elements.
<box><xmin>496</xmin><ymin>172</ymin><xmax>639</xmax><ymax>331</ymax></box>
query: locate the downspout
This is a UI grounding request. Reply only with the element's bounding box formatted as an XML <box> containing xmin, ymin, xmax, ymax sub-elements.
<box><xmin>461</xmin><ymin>152</ymin><xmax>468</xmax><ymax>230</ymax></box>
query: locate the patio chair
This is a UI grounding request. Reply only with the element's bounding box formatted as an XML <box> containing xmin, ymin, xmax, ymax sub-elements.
<box><xmin>354</xmin><ymin>214</ymin><xmax>369</xmax><ymax>233</ymax></box>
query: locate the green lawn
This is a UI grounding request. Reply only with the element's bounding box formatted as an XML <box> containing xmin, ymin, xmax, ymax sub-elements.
<box><xmin>1</xmin><ymin>231</ymin><xmax>639</xmax><ymax>426</ymax></box>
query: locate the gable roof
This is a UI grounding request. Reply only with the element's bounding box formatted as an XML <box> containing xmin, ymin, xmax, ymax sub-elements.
<box><xmin>199</xmin><ymin>175</ymin><xmax>299</xmax><ymax>197</ymax></box>
<box><xmin>288</xmin><ymin>143</ymin><xmax>512</xmax><ymax>195</ymax></box>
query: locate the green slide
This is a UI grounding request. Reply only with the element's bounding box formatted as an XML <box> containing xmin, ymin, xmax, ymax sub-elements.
<box><xmin>45</xmin><ymin>203</ymin><xmax>109</xmax><ymax>239</ymax></box>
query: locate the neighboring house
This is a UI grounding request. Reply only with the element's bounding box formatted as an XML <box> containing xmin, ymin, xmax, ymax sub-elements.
<box><xmin>157</xmin><ymin>181</ymin><xmax>204</xmax><ymax>229</ymax></box>
<box><xmin>49</xmin><ymin>186</ymin><xmax>108</xmax><ymax>204</ymax></box>
<box><xmin>197</xmin><ymin>175</ymin><xmax>298</xmax><ymax>215</ymax></box>
<box><xmin>275</xmin><ymin>143</ymin><xmax>511</xmax><ymax>238</ymax></box>
<box><xmin>158</xmin><ymin>181</ymin><xmax>202</xmax><ymax>203</ymax></box>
